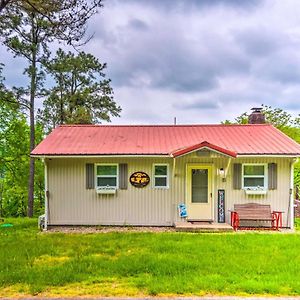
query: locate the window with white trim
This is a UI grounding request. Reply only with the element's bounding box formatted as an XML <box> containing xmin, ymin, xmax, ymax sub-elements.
<box><xmin>153</xmin><ymin>164</ymin><xmax>169</xmax><ymax>188</ymax></box>
<box><xmin>242</xmin><ymin>164</ymin><xmax>267</xmax><ymax>190</ymax></box>
<box><xmin>96</xmin><ymin>164</ymin><xmax>118</xmax><ymax>188</ymax></box>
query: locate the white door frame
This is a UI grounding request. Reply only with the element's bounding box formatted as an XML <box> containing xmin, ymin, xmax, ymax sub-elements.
<box><xmin>186</xmin><ymin>163</ymin><xmax>214</xmax><ymax>221</ymax></box>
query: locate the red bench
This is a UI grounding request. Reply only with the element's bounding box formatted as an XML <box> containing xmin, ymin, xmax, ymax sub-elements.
<box><xmin>230</xmin><ymin>203</ymin><xmax>283</xmax><ymax>231</ymax></box>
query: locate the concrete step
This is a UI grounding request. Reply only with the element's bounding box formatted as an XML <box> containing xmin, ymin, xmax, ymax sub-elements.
<box><xmin>175</xmin><ymin>221</ymin><xmax>233</xmax><ymax>232</ymax></box>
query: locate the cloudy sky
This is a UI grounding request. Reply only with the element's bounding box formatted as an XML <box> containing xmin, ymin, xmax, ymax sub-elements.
<box><xmin>2</xmin><ymin>0</ymin><xmax>300</xmax><ymax>124</ymax></box>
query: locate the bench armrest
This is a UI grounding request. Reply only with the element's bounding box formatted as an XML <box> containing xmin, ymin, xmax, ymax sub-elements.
<box><xmin>229</xmin><ymin>211</ymin><xmax>239</xmax><ymax>230</ymax></box>
<box><xmin>272</xmin><ymin>211</ymin><xmax>284</xmax><ymax>229</ymax></box>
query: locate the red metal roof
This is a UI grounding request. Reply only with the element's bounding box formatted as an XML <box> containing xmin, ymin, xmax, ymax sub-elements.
<box><xmin>31</xmin><ymin>124</ymin><xmax>300</xmax><ymax>157</ymax></box>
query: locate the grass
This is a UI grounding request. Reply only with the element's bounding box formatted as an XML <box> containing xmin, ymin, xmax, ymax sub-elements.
<box><xmin>1</xmin><ymin>218</ymin><xmax>300</xmax><ymax>297</ymax></box>
<box><xmin>295</xmin><ymin>218</ymin><xmax>300</xmax><ymax>230</ymax></box>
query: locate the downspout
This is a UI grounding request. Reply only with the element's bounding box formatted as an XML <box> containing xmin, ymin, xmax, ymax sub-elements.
<box><xmin>44</xmin><ymin>159</ymin><xmax>48</xmax><ymax>230</ymax></box>
<box><xmin>289</xmin><ymin>158</ymin><xmax>298</xmax><ymax>230</ymax></box>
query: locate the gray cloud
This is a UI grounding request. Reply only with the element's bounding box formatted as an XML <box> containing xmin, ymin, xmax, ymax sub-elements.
<box><xmin>89</xmin><ymin>10</ymin><xmax>251</xmax><ymax>93</ymax></box>
<box><xmin>174</xmin><ymin>100</ymin><xmax>221</xmax><ymax>110</ymax></box>
<box><xmin>253</xmin><ymin>51</ymin><xmax>300</xmax><ymax>84</ymax></box>
<box><xmin>128</xmin><ymin>18</ymin><xmax>149</xmax><ymax>31</ymax></box>
<box><xmin>124</xmin><ymin>0</ymin><xmax>263</xmax><ymax>12</ymax></box>
<box><xmin>234</xmin><ymin>27</ymin><xmax>283</xmax><ymax>57</ymax></box>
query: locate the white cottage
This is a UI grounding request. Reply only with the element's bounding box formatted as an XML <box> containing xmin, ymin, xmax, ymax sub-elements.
<box><xmin>32</xmin><ymin>111</ymin><xmax>300</xmax><ymax>230</ymax></box>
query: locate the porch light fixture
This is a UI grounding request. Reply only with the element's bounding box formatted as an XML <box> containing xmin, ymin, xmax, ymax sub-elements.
<box><xmin>219</xmin><ymin>168</ymin><xmax>226</xmax><ymax>182</ymax></box>
<box><xmin>219</xmin><ymin>168</ymin><xmax>225</xmax><ymax>177</ymax></box>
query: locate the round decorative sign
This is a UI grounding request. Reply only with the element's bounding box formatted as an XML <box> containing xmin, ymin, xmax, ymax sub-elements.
<box><xmin>129</xmin><ymin>171</ymin><xmax>150</xmax><ymax>188</ymax></box>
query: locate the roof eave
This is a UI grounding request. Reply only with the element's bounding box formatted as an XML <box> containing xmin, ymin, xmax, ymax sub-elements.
<box><xmin>237</xmin><ymin>154</ymin><xmax>300</xmax><ymax>158</ymax></box>
<box><xmin>31</xmin><ymin>153</ymin><xmax>300</xmax><ymax>159</ymax></box>
<box><xmin>31</xmin><ymin>154</ymin><xmax>171</xmax><ymax>158</ymax></box>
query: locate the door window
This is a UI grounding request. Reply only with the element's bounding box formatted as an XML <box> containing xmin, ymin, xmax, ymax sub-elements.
<box><xmin>191</xmin><ymin>168</ymin><xmax>208</xmax><ymax>203</ymax></box>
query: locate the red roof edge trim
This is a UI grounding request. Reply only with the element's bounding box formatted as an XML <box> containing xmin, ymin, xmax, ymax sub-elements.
<box><xmin>170</xmin><ymin>141</ymin><xmax>237</xmax><ymax>158</ymax></box>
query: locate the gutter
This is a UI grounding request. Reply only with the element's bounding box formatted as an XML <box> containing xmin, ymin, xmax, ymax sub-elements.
<box><xmin>31</xmin><ymin>154</ymin><xmax>170</xmax><ymax>159</ymax></box>
<box><xmin>31</xmin><ymin>153</ymin><xmax>300</xmax><ymax>159</ymax></box>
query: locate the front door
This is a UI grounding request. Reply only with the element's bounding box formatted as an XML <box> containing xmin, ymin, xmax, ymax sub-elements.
<box><xmin>186</xmin><ymin>165</ymin><xmax>213</xmax><ymax>220</ymax></box>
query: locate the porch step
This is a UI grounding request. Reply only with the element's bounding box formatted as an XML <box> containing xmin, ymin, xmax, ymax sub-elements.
<box><xmin>175</xmin><ymin>221</ymin><xmax>233</xmax><ymax>232</ymax></box>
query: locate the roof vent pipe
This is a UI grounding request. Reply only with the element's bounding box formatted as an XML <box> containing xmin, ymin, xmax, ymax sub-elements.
<box><xmin>248</xmin><ymin>107</ymin><xmax>266</xmax><ymax>124</ymax></box>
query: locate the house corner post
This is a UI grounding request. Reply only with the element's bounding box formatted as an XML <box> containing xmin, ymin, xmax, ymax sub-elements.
<box><xmin>44</xmin><ymin>159</ymin><xmax>48</xmax><ymax>230</ymax></box>
<box><xmin>290</xmin><ymin>158</ymin><xmax>298</xmax><ymax>230</ymax></box>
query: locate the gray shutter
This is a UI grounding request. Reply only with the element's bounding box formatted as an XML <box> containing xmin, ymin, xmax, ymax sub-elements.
<box><xmin>119</xmin><ymin>163</ymin><xmax>128</xmax><ymax>189</ymax></box>
<box><xmin>268</xmin><ymin>163</ymin><xmax>277</xmax><ymax>190</ymax></box>
<box><xmin>86</xmin><ymin>163</ymin><xmax>95</xmax><ymax>189</ymax></box>
<box><xmin>233</xmin><ymin>163</ymin><xmax>242</xmax><ymax>189</ymax></box>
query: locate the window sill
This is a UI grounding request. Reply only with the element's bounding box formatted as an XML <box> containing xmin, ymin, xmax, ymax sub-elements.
<box><xmin>244</xmin><ymin>189</ymin><xmax>267</xmax><ymax>195</ymax></box>
<box><xmin>96</xmin><ymin>187</ymin><xmax>117</xmax><ymax>194</ymax></box>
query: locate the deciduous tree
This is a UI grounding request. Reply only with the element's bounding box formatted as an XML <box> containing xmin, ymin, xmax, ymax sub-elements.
<box><xmin>0</xmin><ymin>67</ymin><xmax>44</xmax><ymax>217</ymax></box>
<box><xmin>0</xmin><ymin>0</ymin><xmax>103</xmax><ymax>217</ymax></box>
<box><xmin>224</xmin><ymin>104</ymin><xmax>300</xmax><ymax>129</ymax></box>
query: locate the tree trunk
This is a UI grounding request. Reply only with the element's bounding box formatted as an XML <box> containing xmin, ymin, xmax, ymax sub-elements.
<box><xmin>27</xmin><ymin>70</ymin><xmax>36</xmax><ymax>217</ymax></box>
<box><xmin>27</xmin><ymin>15</ymin><xmax>37</xmax><ymax>218</ymax></box>
<box><xmin>59</xmin><ymin>75</ymin><xmax>64</xmax><ymax>124</ymax></box>
<box><xmin>27</xmin><ymin>118</ymin><xmax>35</xmax><ymax>217</ymax></box>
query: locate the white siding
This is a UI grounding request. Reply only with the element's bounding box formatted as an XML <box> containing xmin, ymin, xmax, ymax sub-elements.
<box><xmin>46</xmin><ymin>153</ymin><xmax>294</xmax><ymax>227</ymax></box>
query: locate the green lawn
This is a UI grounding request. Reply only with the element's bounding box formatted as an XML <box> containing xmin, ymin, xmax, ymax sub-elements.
<box><xmin>295</xmin><ymin>218</ymin><xmax>300</xmax><ymax>229</ymax></box>
<box><xmin>1</xmin><ymin>218</ymin><xmax>300</xmax><ymax>297</ymax></box>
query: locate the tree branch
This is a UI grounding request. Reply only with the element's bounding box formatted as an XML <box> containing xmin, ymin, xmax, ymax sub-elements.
<box><xmin>0</xmin><ymin>0</ymin><xmax>11</xmax><ymax>12</ymax></box>
<box><xmin>1</xmin><ymin>97</ymin><xmax>30</xmax><ymax>110</ymax></box>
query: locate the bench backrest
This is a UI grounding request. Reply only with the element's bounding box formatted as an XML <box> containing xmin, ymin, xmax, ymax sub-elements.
<box><xmin>234</xmin><ymin>203</ymin><xmax>272</xmax><ymax>219</ymax></box>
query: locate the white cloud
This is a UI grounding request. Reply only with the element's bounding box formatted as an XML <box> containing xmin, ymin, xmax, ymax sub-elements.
<box><xmin>1</xmin><ymin>0</ymin><xmax>300</xmax><ymax>123</ymax></box>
